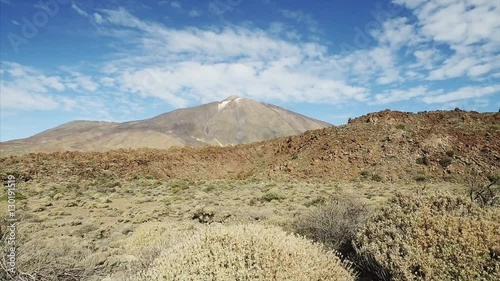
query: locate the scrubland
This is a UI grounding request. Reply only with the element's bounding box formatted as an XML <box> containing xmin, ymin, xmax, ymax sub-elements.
<box><xmin>1</xmin><ymin>110</ymin><xmax>499</xmax><ymax>280</ymax></box>
<box><xmin>1</xmin><ymin>175</ymin><xmax>498</xmax><ymax>280</ymax></box>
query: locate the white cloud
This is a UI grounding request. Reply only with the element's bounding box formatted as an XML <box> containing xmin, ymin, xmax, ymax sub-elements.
<box><xmin>5</xmin><ymin>2</ymin><xmax>498</xmax><ymax>117</ymax></box>
<box><xmin>412</xmin><ymin>49</ymin><xmax>440</xmax><ymax>70</ymax></box>
<box><xmin>93</xmin><ymin>13</ymin><xmax>104</xmax><ymax>24</ymax></box>
<box><xmin>0</xmin><ymin>83</ymin><xmax>60</xmax><ymax>110</ymax></box>
<box><xmin>97</xmin><ymin>7</ymin><xmax>151</xmax><ymax>30</ymax></box>
<box><xmin>373</xmin><ymin>84</ymin><xmax>500</xmax><ymax>105</ymax></box>
<box><xmin>281</xmin><ymin>9</ymin><xmax>319</xmax><ymax>33</ymax></box>
<box><xmin>414</xmin><ymin>0</ymin><xmax>500</xmax><ymax>46</ymax></box>
<box><xmin>100</xmin><ymin>77</ymin><xmax>116</xmax><ymax>87</ymax></box>
<box><xmin>267</xmin><ymin>22</ymin><xmax>302</xmax><ymax>41</ymax></box>
<box><xmin>0</xmin><ymin>62</ymin><xmax>140</xmax><ymax>123</ymax></box>
<box><xmin>428</xmin><ymin>56</ymin><xmax>477</xmax><ymax>80</ymax></box>
<box><xmin>422</xmin><ymin>85</ymin><xmax>500</xmax><ymax>104</ymax></box>
<box><xmin>119</xmin><ymin>62</ymin><xmax>367</xmax><ymax>108</ymax></box>
<box><xmin>71</xmin><ymin>3</ymin><xmax>88</xmax><ymax>17</ymax></box>
<box><xmin>331</xmin><ymin>0</ymin><xmax>500</xmax><ymax>86</ymax></box>
<box><xmin>4</xmin><ymin>62</ymin><xmax>35</xmax><ymax>77</ymax></box>
<box><xmin>89</xmin><ymin>6</ymin><xmax>500</xmax><ymax>109</ymax></box>
<box><xmin>41</xmin><ymin>76</ymin><xmax>66</xmax><ymax>91</ymax></box>
<box><xmin>92</xmin><ymin>8</ymin><xmax>366</xmax><ymax>107</ymax></box>
<box><xmin>0</xmin><ymin>63</ymin><xmax>69</xmax><ymax>110</ymax></box>
<box><xmin>468</xmin><ymin>64</ymin><xmax>492</xmax><ymax>77</ymax></box>
<box><xmin>373</xmin><ymin>86</ymin><xmax>428</xmax><ymax>104</ymax></box>
<box><xmin>394</xmin><ymin>0</ymin><xmax>500</xmax><ymax>81</ymax></box>
<box><xmin>170</xmin><ymin>1</ymin><xmax>181</xmax><ymax>9</ymax></box>
<box><xmin>393</xmin><ymin>0</ymin><xmax>427</xmax><ymax>9</ymax></box>
<box><xmin>188</xmin><ymin>9</ymin><xmax>201</xmax><ymax>17</ymax></box>
<box><xmin>0</xmin><ymin>62</ymin><xmax>103</xmax><ymax>112</ymax></box>
<box><xmin>2</xmin><ymin>62</ymin><xmax>66</xmax><ymax>92</ymax></box>
<box><xmin>332</xmin><ymin>46</ymin><xmax>401</xmax><ymax>85</ymax></box>
<box><xmin>73</xmin><ymin>74</ymin><xmax>98</xmax><ymax>92</ymax></box>
<box><xmin>373</xmin><ymin>17</ymin><xmax>421</xmax><ymax>49</ymax></box>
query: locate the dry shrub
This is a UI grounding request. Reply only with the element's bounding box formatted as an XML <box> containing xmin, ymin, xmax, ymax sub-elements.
<box><xmin>128</xmin><ymin>223</ymin><xmax>355</xmax><ymax>281</ymax></box>
<box><xmin>466</xmin><ymin>170</ymin><xmax>500</xmax><ymax>207</ymax></box>
<box><xmin>125</xmin><ymin>221</ymin><xmax>198</xmax><ymax>270</ymax></box>
<box><xmin>353</xmin><ymin>193</ymin><xmax>500</xmax><ymax>281</ymax></box>
<box><xmin>1</xmin><ymin>234</ymin><xmax>96</xmax><ymax>281</ymax></box>
<box><xmin>126</xmin><ymin>222</ymin><xmax>170</xmax><ymax>256</ymax></box>
<box><xmin>292</xmin><ymin>196</ymin><xmax>367</xmax><ymax>253</ymax></box>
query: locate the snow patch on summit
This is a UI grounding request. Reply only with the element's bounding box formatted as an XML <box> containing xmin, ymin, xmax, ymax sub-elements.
<box><xmin>218</xmin><ymin>100</ymin><xmax>231</xmax><ymax>111</ymax></box>
<box><xmin>218</xmin><ymin>96</ymin><xmax>242</xmax><ymax>111</ymax></box>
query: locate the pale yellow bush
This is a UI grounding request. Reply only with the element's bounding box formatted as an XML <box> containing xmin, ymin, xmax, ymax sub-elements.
<box><xmin>125</xmin><ymin>221</ymin><xmax>199</xmax><ymax>269</ymax></box>
<box><xmin>129</xmin><ymin>223</ymin><xmax>355</xmax><ymax>281</ymax></box>
<box><xmin>354</xmin><ymin>193</ymin><xmax>500</xmax><ymax>281</ymax></box>
<box><xmin>126</xmin><ymin>222</ymin><xmax>170</xmax><ymax>255</ymax></box>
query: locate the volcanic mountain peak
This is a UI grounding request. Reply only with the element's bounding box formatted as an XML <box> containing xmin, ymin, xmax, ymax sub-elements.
<box><xmin>0</xmin><ymin>97</ymin><xmax>331</xmax><ymax>156</ymax></box>
<box><xmin>223</xmin><ymin>95</ymin><xmax>241</xmax><ymax>101</ymax></box>
<box><xmin>218</xmin><ymin>95</ymin><xmax>242</xmax><ymax>111</ymax></box>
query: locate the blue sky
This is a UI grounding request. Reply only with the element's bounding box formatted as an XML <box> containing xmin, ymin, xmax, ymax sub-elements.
<box><xmin>0</xmin><ymin>0</ymin><xmax>499</xmax><ymax>141</ymax></box>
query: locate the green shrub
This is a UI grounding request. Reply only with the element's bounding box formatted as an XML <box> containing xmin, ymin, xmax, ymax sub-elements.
<box><xmin>203</xmin><ymin>184</ymin><xmax>217</xmax><ymax>193</ymax></box>
<box><xmin>0</xmin><ymin>192</ymin><xmax>27</xmax><ymax>202</ymax></box>
<box><xmin>371</xmin><ymin>174</ymin><xmax>382</xmax><ymax>182</ymax></box>
<box><xmin>266</xmin><ymin>182</ymin><xmax>277</xmax><ymax>188</ymax></box>
<box><xmin>414</xmin><ymin>175</ymin><xmax>427</xmax><ymax>182</ymax></box>
<box><xmin>130</xmin><ymin>224</ymin><xmax>355</xmax><ymax>281</ymax></box>
<box><xmin>445</xmin><ymin>149</ymin><xmax>455</xmax><ymax>158</ymax></box>
<box><xmin>487</xmin><ymin>175</ymin><xmax>500</xmax><ymax>183</ymax></box>
<box><xmin>360</xmin><ymin>170</ymin><xmax>370</xmax><ymax>177</ymax></box>
<box><xmin>439</xmin><ymin>157</ymin><xmax>452</xmax><ymax>168</ymax></box>
<box><xmin>107</xmin><ymin>180</ymin><xmax>122</xmax><ymax>188</ymax></box>
<box><xmin>304</xmin><ymin>196</ymin><xmax>326</xmax><ymax>207</ymax></box>
<box><xmin>170</xmin><ymin>180</ymin><xmax>190</xmax><ymax>194</ymax></box>
<box><xmin>415</xmin><ymin>156</ymin><xmax>429</xmax><ymax>166</ymax></box>
<box><xmin>396</xmin><ymin>124</ymin><xmax>406</xmax><ymax>130</ymax></box>
<box><xmin>360</xmin><ymin>170</ymin><xmax>382</xmax><ymax>182</ymax></box>
<box><xmin>261</xmin><ymin>192</ymin><xmax>283</xmax><ymax>202</ymax></box>
<box><xmin>353</xmin><ymin>193</ymin><xmax>500</xmax><ymax>281</ymax></box>
<box><xmin>66</xmin><ymin>182</ymin><xmax>80</xmax><ymax>190</ymax></box>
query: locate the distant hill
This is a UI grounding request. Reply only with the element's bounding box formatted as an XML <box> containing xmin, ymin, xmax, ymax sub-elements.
<box><xmin>0</xmin><ymin>96</ymin><xmax>331</xmax><ymax>156</ymax></box>
<box><xmin>2</xmin><ymin>109</ymin><xmax>498</xmax><ymax>183</ymax></box>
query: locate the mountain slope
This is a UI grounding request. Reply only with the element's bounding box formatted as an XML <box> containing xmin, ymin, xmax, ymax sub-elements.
<box><xmin>2</xmin><ymin>109</ymin><xmax>498</xmax><ymax>183</ymax></box>
<box><xmin>0</xmin><ymin>96</ymin><xmax>331</xmax><ymax>156</ymax></box>
<box><xmin>137</xmin><ymin>95</ymin><xmax>331</xmax><ymax>146</ymax></box>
